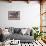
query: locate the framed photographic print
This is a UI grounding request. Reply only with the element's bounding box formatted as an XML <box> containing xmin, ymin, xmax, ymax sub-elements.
<box><xmin>8</xmin><ymin>11</ymin><xmax>20</xmax><ymax>20</ymax></box>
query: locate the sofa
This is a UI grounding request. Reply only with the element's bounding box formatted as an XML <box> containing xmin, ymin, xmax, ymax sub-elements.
<box><xmin>3</xmin><ymin>27</ymin><xmax>34</xmax><ymax>43</ymax></box>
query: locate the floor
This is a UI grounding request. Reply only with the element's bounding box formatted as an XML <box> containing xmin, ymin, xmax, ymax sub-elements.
<box><xmin>0</xmin><ymin>40</ymin><xmax>46</xmax><ymax>46</ymax></box>
<box><xmin>18</xmin><ymin>40</ymin><xmax>46</xmax><ymax>46</ymax></box>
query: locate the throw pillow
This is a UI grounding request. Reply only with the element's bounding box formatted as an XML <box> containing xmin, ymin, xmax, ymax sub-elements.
<box><xmin>14</xmin><ymin>28</ymin><xmax>21</xmax><ymax>33</ymax></box>
<box><xmin>8</xmin><ymin>27</ymin><xmax>14</xmax><ymax>34</ymax></box>
<box><xmin>21</xmin><ymin>28</ymin><xmax>27</xmax><ymax>35</ymax></box>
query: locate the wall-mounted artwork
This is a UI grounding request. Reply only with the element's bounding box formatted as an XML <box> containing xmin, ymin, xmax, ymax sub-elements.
<box><xmin>8</xmin><ymin>11</ymin><xmax>20</xmax><ymax>20</ymax></box>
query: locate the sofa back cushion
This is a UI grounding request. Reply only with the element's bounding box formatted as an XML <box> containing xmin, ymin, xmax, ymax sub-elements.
<box><xmin>8</xmin><ymin>27</ymin><xmax>33</xmax><ymax>36</ymax></box>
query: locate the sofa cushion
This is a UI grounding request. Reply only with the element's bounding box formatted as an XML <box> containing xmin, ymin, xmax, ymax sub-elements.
<box><xmin>8</xmin><ymin>33</ymin><xmax>34</xmax><ymax>43</ymax></box>
<box><xmin>8</xmin><ymin>27</ymin><xmax>14</xmax><ymax>34</ymax></box>
<box><xmin>21</xmin><ymin>28</ymin><xmax>27</xmax><ymax>35</ymax></box>
<box><xmin>14</xmin><ymin>28</ymin><xmax>21</xmax><ymax>33</ymax></box>
<box><xmin>24</xmin><ymin>28</ymin><xmax>31</xmax><ymax>35</ymax></box>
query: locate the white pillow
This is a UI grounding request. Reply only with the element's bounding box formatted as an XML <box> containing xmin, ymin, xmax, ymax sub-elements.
<box><xmin>2</xmin><ymin>29</ymin><xmax>10</xmax><ymax>36</ymax></box>
<box><xmin>21</xmin><ymin>28</ymin><xmax>27</xmax><ymax>35</ymax></box>
<box><xmin>25</xmin><ymin>28</ymin><xmax>31</xmax><ymax>35</ymax></box>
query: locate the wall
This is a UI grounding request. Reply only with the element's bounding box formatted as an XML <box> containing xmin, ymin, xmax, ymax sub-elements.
<box><xmin>0</xmin><ymin>1</ymin><xmax>40</xmax><ymax>28</ymax></box>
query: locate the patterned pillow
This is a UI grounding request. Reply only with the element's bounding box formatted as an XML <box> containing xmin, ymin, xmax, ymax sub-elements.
<box><xmin>8</xmin><ymin>27</ymin><xmax>14</xmax><ymax>34</ymax></box>
<box><xmin>14</xmin><ymin>28</ymin><xmax>21</xmax><ymax>33</ymax></box>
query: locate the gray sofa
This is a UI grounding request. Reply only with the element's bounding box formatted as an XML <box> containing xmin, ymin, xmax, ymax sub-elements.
<box><xmin>3</xmin><ymin>27</ymin><xmax>34</xmax><ymax>43</ymax></box>
<box><xmin>9</xmin><ymin>33</ymin><xmax>34</xmax><ymax>43</ymax></box>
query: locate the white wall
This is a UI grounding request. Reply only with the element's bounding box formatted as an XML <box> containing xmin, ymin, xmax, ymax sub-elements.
<box><xmin>0</xmin><ymin>1</ymin><xmax>40</xmax><ymax>28</ymax></box>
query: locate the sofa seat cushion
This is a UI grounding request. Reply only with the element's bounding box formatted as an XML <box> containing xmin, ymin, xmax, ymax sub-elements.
<box><xmin>8</xmin><ymin>33</ymin><xmax>34</xmax><ymax>43</ymax></box>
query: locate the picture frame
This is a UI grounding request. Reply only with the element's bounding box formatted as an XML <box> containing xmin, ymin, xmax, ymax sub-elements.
<box><xmin>8</xmin><ymin>11</ymin><xmax>20</xmax><ymax>20</ymax></box>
